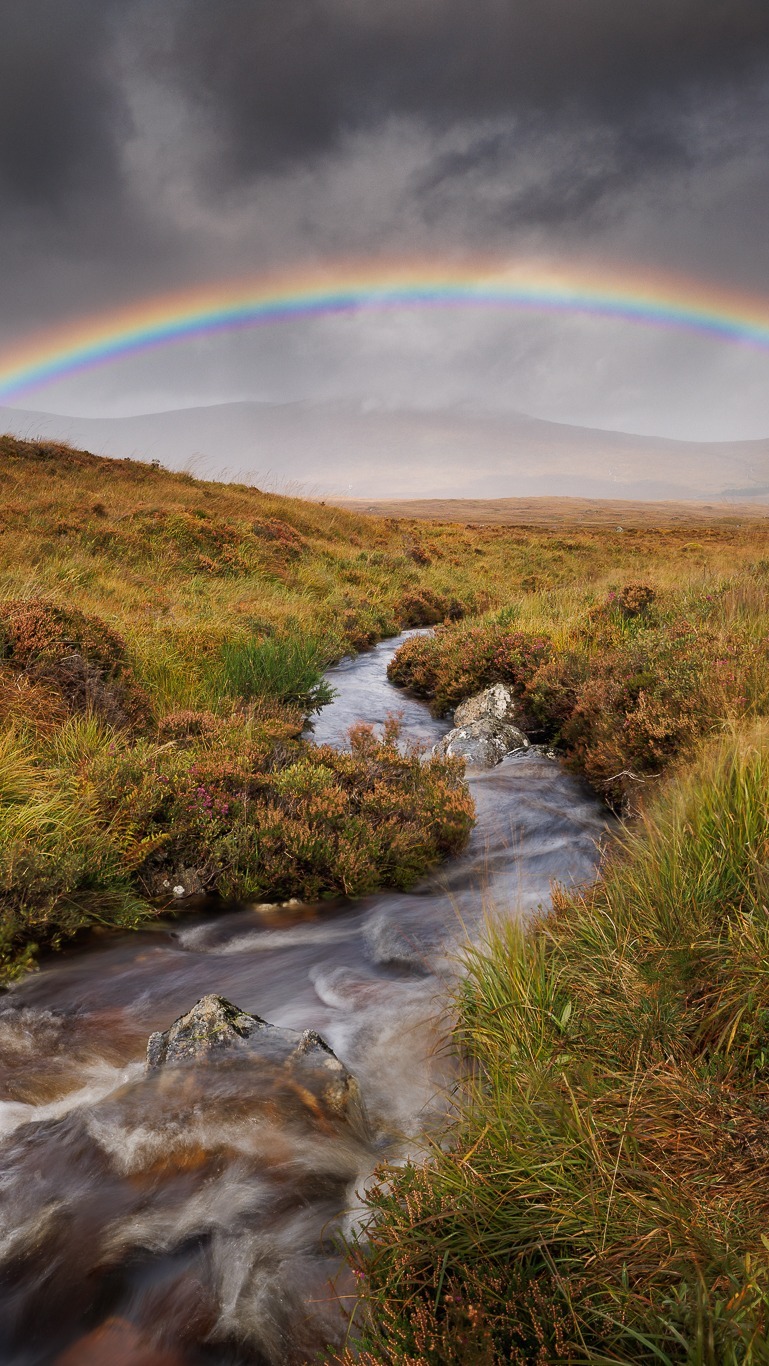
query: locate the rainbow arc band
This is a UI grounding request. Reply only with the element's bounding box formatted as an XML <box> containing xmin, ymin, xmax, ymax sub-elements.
<box><xmin>0</xmin><ymin>260</ymin><xmax>768</xmax><ymax>400</ymax></box>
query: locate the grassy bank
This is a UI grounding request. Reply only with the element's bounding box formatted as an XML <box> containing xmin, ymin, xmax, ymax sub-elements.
<box><xmin>0</xmin><ymin>435</ymin><xmax>492</xmax><ymax>978</ymax></box>
<box><xmin>343</xmin><ymin>725</ymin><xmax>769</xmax><ymax>1364</ymax></box>
<box><xmin>5</xmin><ymin>435</ymin><xmax>769</xmax><ymax>1354</ymax></box>
<box><xmin>2</xmin><ymin>435</ymin><xmax>769</xmax><ymax>977</ymax></box>
<box><xmin>388</xmin><ymin>574</ymin><xmax>769</xmax><ymax>809</ymax></box>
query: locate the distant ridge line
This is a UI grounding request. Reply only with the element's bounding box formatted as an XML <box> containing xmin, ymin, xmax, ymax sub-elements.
<box><xmin>2</xmin><ymin>400</ymin><xmax>769</xmax><ymax>504</ymax></box>
<box><xmin>334</xmin><ymin>496</ymin><xmax>769</xmax><ymax>529</ymax></box>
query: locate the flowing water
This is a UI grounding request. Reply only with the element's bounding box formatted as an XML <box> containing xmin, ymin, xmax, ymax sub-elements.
<box><xmin>0</xmin><ymin>634</ymin><xmax>609</xmax><ymax>1366</ymax></box>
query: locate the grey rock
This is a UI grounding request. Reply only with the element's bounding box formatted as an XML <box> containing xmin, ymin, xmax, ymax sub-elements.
<box><xmin>435</xmin><ymin>719</ymin><xmax>528</xmax><ymax>769</ymax></box>
<box><xmin>146</xmin><ymin>994</ymin><xmax>363</xmax><ymax>1122</ymax></box>
<box><xmin>454</xmin><ymin>683</ymin><xmax>517</xmax><ymax>728</ymax></box>
<box><xmin>146</xmin><ymin>994</ymin><xmax>261</xmax><ymax>1068</ymax></box>
<box><xmin>434</xmin><ymin>683</ymin><xmax>529</xmax><ymax>767</ymax></box>
<box><xmin>154</xmin><ymin>866</ymin><xmax>205</xmax><ymax>899</ymax></box>
<box><xmin>171</xmin><ymin>866</ymin><xmax>205</xmax><ymax>897</ymax></box>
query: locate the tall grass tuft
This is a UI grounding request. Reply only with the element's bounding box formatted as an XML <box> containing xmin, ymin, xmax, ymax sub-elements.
<box><xmin>219</xmin><ymin>633</ymin><xmax>336</xmax><ymax>710</ymax></box>
<box><xmin>344</xmin><ymin>722</ymin><xmax>769</xmax><ymax>1364</ymax></box>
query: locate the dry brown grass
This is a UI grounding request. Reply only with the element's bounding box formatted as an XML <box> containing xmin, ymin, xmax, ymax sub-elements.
<box><xmin>336</xmin><ymin>494</ymin><xmax>769</xmax><ymax>528</ymax></box>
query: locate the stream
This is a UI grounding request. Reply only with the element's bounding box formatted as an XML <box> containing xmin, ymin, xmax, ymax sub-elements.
<box><xmin>0</xmin><ymin>633</ymin><xmax>609</xmax><ymax>1366</ymax></box>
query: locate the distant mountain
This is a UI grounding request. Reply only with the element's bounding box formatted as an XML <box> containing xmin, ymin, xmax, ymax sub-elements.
<box><xmin>2</xmin><ymin>399</ymin><xmax>769</xmax><ymax>502</ymax></box>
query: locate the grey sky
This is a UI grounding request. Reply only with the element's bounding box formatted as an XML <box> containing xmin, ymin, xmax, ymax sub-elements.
<box><xmin>1</xmin><ymin>0</ymin><xmax>769</xmax><ymax>438</ymax></box>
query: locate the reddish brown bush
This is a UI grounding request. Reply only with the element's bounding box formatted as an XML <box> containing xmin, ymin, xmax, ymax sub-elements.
<box><xmin>105</xmin><ymin>718</ymin><xmax>475</xmax><ymax>902</ymax></box>
<box><xmin>617</xmin><ymin>581</ymin><xmax>656</xmax><ymax>617</ymax></box>
<box><xmin>396</xmin><ymin>589</ymin><xmax>463</xmax><ymax>628</ymax></box>
<box><xmin>388</xmin><ymin>591</ymin><xmax>756</xmax><ymax>809</ymax></box>
<box><xmin>252</xmin><ymin>517</ymin><xmax>306</xmax><ymax>558</ymax></box>
<box><xmin>0</xmin><ymin>598</ymin><xmax>150</xmax><ymax>729</ymax></box>
<box><xmin>388</xmin><ymin>624</ymin><xmax>551</xmax><ymax>715</ymax></box>
<box><xmin>156</xmin><ymin>710</ymin><xmax>221</xmax><ymax>741</ymax></box>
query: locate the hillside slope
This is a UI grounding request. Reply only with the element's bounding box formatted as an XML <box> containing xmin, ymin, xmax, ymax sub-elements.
<box><xmin>3</xmin><ymin>400</ymin><xmax>769</xmax><ymax>500</ymax></box>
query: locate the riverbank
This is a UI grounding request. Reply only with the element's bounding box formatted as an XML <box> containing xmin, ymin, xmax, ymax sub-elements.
<box><xmin>0</xmin><ymin>630</ymin><xmax>607</xmax><ymax>1365</ymax></box>
<box><xmin>5</xmin><ymin>436</ymin><xmax>769</xmax><ymax>1360</ymax></box>
<box><xmin>4</xmin><ymin>435</ymin><xmax>767</xmax><ymax>978</ymax></box>
<box><xmin>0</xmin><ymin>435</ymin><xmax>490</xmax><ymax>978</ymax></box>
<box><xmin>343</xmin><ymin>550</ymin><xmax>769</xmax><ymax>1359</ymax></box>
<box><xmin>344</xmin><ymin>723</ymin><xmax>769</xmax><ymax>1364</ymax></box>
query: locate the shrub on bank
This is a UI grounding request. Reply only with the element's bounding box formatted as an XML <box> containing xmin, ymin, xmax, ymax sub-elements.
<box><xmin>0</xmin><ymin>712</ymin><xmax>473</xmax><ymax>979</ymax></box>
<box><xmin>395</xmin><ymin>588</ymin><xmax>463</xmax><ymax>628</ymax></box>
<box><xmin>108</xmin><ymin>713</ymin><xmax>473</xmax><ymax>902</ymax></box>
<box><xmin>0</xmin><ymin>598</ymin><xmax>150</xmax><ymax>729</ymax></box>
<box><xmin>345</xmin><ymin>724</ymin><xmax>769</xmax><ymax>1364</ymax></box>
<box><xmin>388</xmin><ymin>584</ymin><xmax>766</xmax><ymax>807</ymax></box>
<box><xmin>388</xmin><ymin>623</ymin><xmax>551</xmax><ymax>714</ymax></box>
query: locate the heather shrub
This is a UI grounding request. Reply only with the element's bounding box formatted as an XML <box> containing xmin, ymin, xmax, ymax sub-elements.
<box><xmin>115</xmin><ymin>717</ymin><xmax>473</xmax><ymax>902</ymax></box>
<box><xmin>387</xmin><ymin>622</ymin><xmax>551</xmax><ymax>715</ymax></box>
<box><xmin>251</xmin><ymin>516</ymin><xmax>306</xmax><ymax>558</ymax></box>
<box><xmin>156</xmin><ymin>709</ymin><xmax>221</xmax><ymax>741</ymax></box>
<box><xmin>395</xmin><ymin>588</ymin><xmax>463</xmax><ymax>628</ymax></box>
<box><xmin>339</xmin><ymin>598</ymin><xmax>398</xmax><ymax>651</ymax></box>
<box><xmin>388</xmin><ymin>586</ymin><xmax>768</xmax><ymax>807</ymax></box>
<box><xmin>0</xmin><ymin>712</ymin><xmax>473</xmax><ymax>974</ymax></box>
<box><xmin>0</xmin><ymin>598</ymin><xmax>150</xmax><ymax>729</ymax></box>
<box><xmin>616</xmin><ymin>579</ymin><xmax>656</xmax><ymax>617</ymax></box>
<box><xmin>1</xmin><ymin>597</ymin><xmax>128</xmax><ymax>674</ymax></box>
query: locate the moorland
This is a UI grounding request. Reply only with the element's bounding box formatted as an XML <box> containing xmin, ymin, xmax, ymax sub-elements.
<box><xmin>4</xmin><ymin>433</ymin><xmax>769</xmax><ymax>1361</ymax></box>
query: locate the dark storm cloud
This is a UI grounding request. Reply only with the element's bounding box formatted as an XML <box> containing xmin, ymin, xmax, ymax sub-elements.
<box><xmin>0</xmin><ymin>0</ymin><xmax>133</xmax><ymax>206</ymax></box>
<box><xmin>2</xmin><ymin>0</ymin><xmax>769</xmax><ymax>442</ymax></box>
<box><xmin>167</xmin><ymin>0</ymin><xmax>769</xmax><ymax>181</ymax></box>
<box><xmin>414</xmin><ymin>119</ymin><xmax>695</xmax><ymax>231</ymax></box>
<box><xmin>0</xmin><ymin>0</ymin><xmax>766</xmax><ymax>240</ymax></box>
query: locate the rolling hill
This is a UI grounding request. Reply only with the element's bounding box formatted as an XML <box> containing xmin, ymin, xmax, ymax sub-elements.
<box><xmin>2</xmin><ymin>398</ymin><xmax>769</xmax><ymax>502</ymax></box>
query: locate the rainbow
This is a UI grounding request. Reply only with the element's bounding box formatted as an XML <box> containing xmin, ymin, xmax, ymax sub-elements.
<box><xmin>1</xmin><ymin>258</ymin><xmax>768</xmax><ymax>401</ymax></box>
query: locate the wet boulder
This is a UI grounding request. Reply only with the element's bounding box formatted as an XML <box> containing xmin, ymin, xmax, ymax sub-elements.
<box><xmin>146</xmin><ymin>994</ymin><xmax>362</xmax><ymax>1122</ymax></box>
<box><xmin>434</xmin><ymin>685</ymin><xmax>528</xmax><ymax>768</ymax></box>
<box><xmin>453</xmin><ymin>682</ymin><xmax>518</xmax><ymax>728</ymax></box>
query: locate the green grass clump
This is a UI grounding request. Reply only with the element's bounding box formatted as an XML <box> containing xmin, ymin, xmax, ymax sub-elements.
<box><xmin>218</xmin><ymin>632</ymin><xmax>336</xmax><ymax>710</ymax></box>
<box><xmin>344</xmin><ymin>724</ymin><xmax>769</xmax><ymax>1364</ymax></box>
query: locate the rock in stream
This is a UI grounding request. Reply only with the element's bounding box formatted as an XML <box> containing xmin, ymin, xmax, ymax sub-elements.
<box><xmin>434</xmin><ymin>682</ymin><xmax>529</xmax><ymax>767</ymax></box>
<box><xmin>147</xmin><ymin>993</ymin><xmax>365</xmax><ymax>1123</ymax></box>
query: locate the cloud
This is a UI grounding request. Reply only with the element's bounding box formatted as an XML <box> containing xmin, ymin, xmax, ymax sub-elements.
<box><xmin>1</xmin><ymin>1</ymin><xmax>769</xmax><ymax>443</ymax></box>
<box><xmin>167</xmin><ymin>0</ymin><xmax>769</xmax><ymax>182</ymax></box>
<box><xmin>0</xmin><ymin>1</ymin><xmax>133</xmax><ymax>207</ymax></box>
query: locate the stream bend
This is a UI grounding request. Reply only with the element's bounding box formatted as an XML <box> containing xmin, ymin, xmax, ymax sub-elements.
<box><xmin>0</xmin><ymin>632</ymin><xmax>608</xmax><ymax>1365</ymax></box>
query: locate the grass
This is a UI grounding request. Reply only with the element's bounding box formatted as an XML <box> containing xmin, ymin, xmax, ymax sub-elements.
<box><xmin>6</xmin><ymin>433</ymin><xmax>769</xmax><ymax>1357</ymax></box>
<box><xmin>0</xmin><ymin>434</ymin><xmax>495</xmax><ymax>977</ymax></box>
<box><xmin>218</xmin><ymin>633</ymin><xmax>336</xmax><ymax>709</ymax></box>
<box><xmin>342</xmin><ymin>726</ymin><xmax>769</xmax><ymax>1364</ymax></box>
<box><xmin>387</xmin><ymin>576</ymin><xmax>769</xmax><ymax>809</ymax></box>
